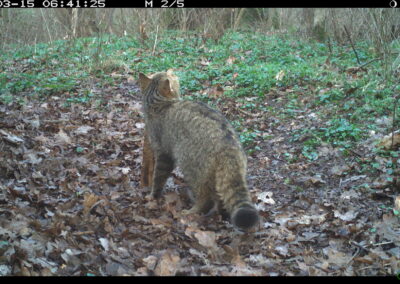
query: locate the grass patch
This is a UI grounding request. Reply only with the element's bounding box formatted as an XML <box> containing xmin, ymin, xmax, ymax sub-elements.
<box><xmin>1</xmin><ymin>30</ymin><xmax>399</xmax><ymax>156</ymax></box>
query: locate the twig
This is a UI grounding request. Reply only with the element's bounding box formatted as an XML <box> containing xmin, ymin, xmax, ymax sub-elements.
<box><xmin>270</xmin><ymin>155</ymin><xmax>286</xmax><ymax>162</ymax></box>
<box><xmin>347</xmin><ymin>240</ymin><xmax>370</xmax><ymax>265</ymax></box>
<box><xmin>347</xmin><ymin>246</ymin><xmax>360</xmax><ymax>265</ymax></box>
<box><xmin>349</xmin><ymin>240</ymin><xmax>370</xmax><ymax>252</ymax></box>
<box><xmin>391</xmin><ymin>89</ymin><xmax>399</xmax><ymax>151</ymax></box>
<box><xmin>347</xmin><ymin>148</ymin><xmax>362</xmax><ymax>157</ymax></box>
<box><xmin>43</xmin><ymin>119</ymin><xmax>70</xmax><ymax>123</ymax></box>
<box><xmin>237</xmin><ymin>107</ymin><xmax>259</xmax><ymax>118</ymax></box>
<box><xmin>233</xmin><ymin>8</ymin><xmax>245</xmax><ymax>31</ymax></box>
<box><xmin>344</xmin><ymin>25</ymin><xmax>360</xmax><ymax>65</ymax></box>
<box><xmin>151</xmin><ymin>25</ymin><xmax>159</xmax><ymax>56</ymax></box>
<box><xmin>73</xmin><ymin>230</ymin><xmax>95</xmax><ymax>236</ymax></box>
<box><xmin>392</xmin><ymin>90</ymin><xmax>399</xmax><ymax>190</ymax></box>
<box><xmin>357</xmin><ymin>266</ymin><xmax>373</xmax><ymax>272</ymax></box>
<box><xmin>327</xmin><ymin>36</ymin><xmax>333</xmax><ymax>58</ymax></box>
<box><xmin>40</xmin><ymin>9</ymin><xmax>53</xmax><ymax>44</ymax></box>
<box><xmin>372</xmin><ymin>241</ymin><xmax>394</xmax><ymax>247</ymax></box>
<box><xmin>358</xmin><ymin>57</ymin><xmax>381</xmax><ymax>69</ymax></box>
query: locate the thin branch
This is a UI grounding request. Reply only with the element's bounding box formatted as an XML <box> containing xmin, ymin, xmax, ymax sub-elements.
<box><xmin>391</xmin><ymin>86</ymin><xmax>399</xmax><ymax>190</ymax></box>
<box><xmin>151</xmin><ymin>25</ymin><xmax>159</xmax><ymax>56</ymax></box>
<box><xmin>237</xmin><ymin>107</ymin><xmax>260</xmax><ymax>118</ymax></box>
<box><xmin>344</xmin><ymin>25</ymin><xmax>360</xmax><ymax>65</ymax></box>
<box><xmin>40</xmin><ymin>9</ymin><xmax>53</xmax><ymax>44</ymax></box>
<box><xmin>391</xmin><ymin>89</ymin><xmax>399</xmax><ymax>150</ymax></box>
<box><xmin>358</xmin><ymin>57</ymin><xmax>381</xmax><ymax>69</ymax></box>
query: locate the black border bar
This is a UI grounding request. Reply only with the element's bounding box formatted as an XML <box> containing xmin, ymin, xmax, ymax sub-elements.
<box><xmin>0</xmin><ymin>0</ymin><xmax>396</xmax><ymax>8</ymax></box>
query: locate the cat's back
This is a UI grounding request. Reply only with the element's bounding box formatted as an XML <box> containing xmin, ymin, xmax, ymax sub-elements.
<box><xmin>165</xmin><ymin>100</ymin><xmax>241</xmax><ymax>151</ymax></box>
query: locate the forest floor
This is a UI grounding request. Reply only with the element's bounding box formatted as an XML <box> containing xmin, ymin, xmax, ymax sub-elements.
<box><xmin>0</xmin><ymin>32</ymin><xmax>399</xmax><ymax>276</ymax></box>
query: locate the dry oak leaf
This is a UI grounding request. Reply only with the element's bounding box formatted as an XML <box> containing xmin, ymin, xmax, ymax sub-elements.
<box><xmin>207</xmin><ymin>84</ymin><xmax>224</xmax><ymax>98</ymax></box>
<box><xmin>0</xmin><ymin>129</ymin><xmax>24</xmax><ymax>145</ymax></box>
<box><xmin>275</xmin><ymin>70</ymin><xmax>285</xmax><ymax>81</ymax></box>
<box><xmin>194</xmin><ymin>230</ymin><xmax>217</xmax><ymax>249</ymax></box>
<box><xmin>226</xmin><ymin>56</ymin><xmax>236</xmax><ymax>65</ymax></box>
<box><xmin>154</xmin><ymin>250</ymin><xmax>181</xmax><ymax>276</ymax></box>
<box><xmin>83</xmin><ymin>193</ymin><xmax>100</xmax><ymax>215</ymax></box>
<box><xmin>378</xmin><ymin>131</ymin><xmax>400</xmax><ymax>150</ymax></box>
<box><xmin>74</xmin><ymin>125</ymin><xmax>94</xmax><ymax>135</ymax></box>
<box><xmin>257</xmin><ymin>191</ymin><xmax>276</xmax><ymax>205</ymax></box>
<box><xmin>185</xmin><ymin>226</ymin><xmax>218</xmax><ymax>249</ymax></box>
<box><xmin>55</xmin><ymin>129</ymin><xmax>72</xmax><ymax>145</ymax></box>
<box><xmin>142</xmin><ymin>255</ymin><xmax>158</xmax><ymax>271</ymax></box>
<box><xmin>334</xmin><ymin>210</ymin><xmax>358</xmax><ymax>222</ymax></box>
<box><xmin>199</xmin><ymin>57</ymin><xmax>210</xmax><ymax>66</ymax></box>
<box><xmin>395</xmin><ymin>196</ymin><xmax>400</xmax><ymax>211</ymax></box>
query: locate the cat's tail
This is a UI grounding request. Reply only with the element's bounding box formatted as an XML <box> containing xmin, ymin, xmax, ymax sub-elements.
<box><xmin>215</xmin><ymin>151</ymin><xmax>259</xmax><ymax>231</ymax></box>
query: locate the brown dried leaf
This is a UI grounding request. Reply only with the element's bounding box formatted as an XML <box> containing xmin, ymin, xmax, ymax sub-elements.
<box><xmin>0</xmin><ymin>129</ymin><xmax>24</xmax><ymax>145</ymax></box>
<box><xmin>154</xmin><ymin>250</ymin><xmax>180</xmax><ymax>276</ymax></box>
<box><xmin>257</xmin><ymin>191</ymin><xmax>275</xmax><ymax>205</ymax></box>
<box><xmin>334</xmin><ymin>210</ymin><xmax>358</xmax><ymax>222</ymax></box>
<box><xmin>199</xmin><ymin>57</ymin><xmax>210</xmax><ymax>66</ymax></box>
<box><xmin>394</xmin><ymin>196</ymin><xmax>400</xmax><ymax>211</ymax></box>
<box><xmin>325</xmin><ymin>248</ymin><xmax>352</xmax><ymax>266</ymax></box>
<box><xmin>378</xmin><ymin>131</ymin><xmax>400</xmax><ymax>150</ymax></box>
<box><xmin>142</xmin><ymin>255</ymin><xmax>158</xmax><ymax>271</ymax></box>
<box><xmin>74</xmin><ymin>125</ymin><xmax>94</xmax><ymax>135</ymax></box>
<box><xmin>226</xmin><ymin>56</ymin><xmax>236</xmax><ymax>65</ymax></box>
<box><xmin>194</xmin><ymin>230</ymin><xmax>217</xmax><ymax>249</ymax></box>
<box><xmin>55</xmin><ymin>129</ymin><xmax>72</xmax><ymax>145</ymax></box>
<box><xmin>207</xmin><ymin>84</ymin><xmax>224</xmax><ymax>98</ymax></box>
<box><xmin>83</xmin><ymin>193</ymin><xmax>99</xmax><ymax>215</ymax></box>
<box><xmin>275</xmin><ymin>70</ymin><xmax>285</xmax><ymax>81</ymax></box>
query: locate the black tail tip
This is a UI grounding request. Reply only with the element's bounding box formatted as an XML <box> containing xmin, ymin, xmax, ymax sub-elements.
<box><xmin>232</xmin><ymin>207</ymin><xmax>259</xmax><ymax>231</ymax></box>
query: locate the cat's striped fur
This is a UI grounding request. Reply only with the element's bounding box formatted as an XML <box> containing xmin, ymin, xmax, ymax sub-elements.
<box><xmin>139</xmin><ymin>71</ymin><xmax>259</xmax><ymax>231</ymax></box>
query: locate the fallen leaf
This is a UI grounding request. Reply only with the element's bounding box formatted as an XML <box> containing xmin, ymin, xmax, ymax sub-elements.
<box><xmin>330</xmin><ymin>164</ymin><xmax>350</xmax><ymax>176</ymax></box>
<box><xmin>194</xmin><ymin>230</ymin><xmax>217</xmax><ymax>249</ymax></box>
<box><xmin>55</xmin><ymin>129</ymin><xmax>72</xmax><ymax>145</ymax></box>
<box><xmin>83</xmin><ymin>193</ymin><xmax>99</xmax><ymax>215</ymax></box>
<box><xmin>207</xmin><ymin>84</ymin><xmax>224</xmax><ymax>98</ymax></box>
<box><xmin>275</xmin><ymin>245</ymin><xmax>289</xmax><ymax>257</ymax></box>
<box><xmin>378</xmin><ymin>131</ymin><xmax>400</xmax><ymax>150</ymax></box>
<box><xmin>309</xmin><ymin>175</ymin><xmax>326</xmax><ymax>186</ymax></box>
<box><xmin>74</xmin><ymin>125</ymin><xmax>94</xmax><ymax>135</ymax></box>
<box><xmin>142</xmin><ymin>255</ymin><xmax>158</xmax><ymax>271</ymax></box>
<box><xmin>275</xmin><ymin>70</ymin><xmax>285</xmax><ymax>81</ymax></box>
<box><xmin>117</xmin><ymin>167</ymin><xmax>131</xmax><ymax>174</ymax></box>
<box><xmin>296</xmin><ymin>175</ymin><xmax>326</xmax><ymax>187</ymax></box>
<box><xmin>0</xmin><ymin>265</ymin><xmax>12</xmax><ymax>276</ymax></box>
<box><xmin>199</xmin><ymin>57</ymin><xmax>210</xmax><ymax>66</ymax></box>
<box><xmin>296</xmin><ymin>214</ymin><xmax>327</xmax><ymax>225</ymax></box>
<box><xmin>395</xmin><ymin>196</ymin><xmax>400</xmax><ymax>211</ymax></box>
<box><xmin>325</xmin><ymin>248</ymin><xmax>352</xmax><ymax>266</ymax></box>
<box><xmin>334</xmin><ymin>210</ymin><xmax>358</xmax><ymax>222</ymax></box>
<box><xmin>257</xmin><ymin>191</ymin><xmax>275</xmax><ymax>205</ymax></box>
<box><xmin>154</xmin><ymin>250</ymin><xmax>180</xmax><ymax>276</ymax></box>
<box><xmin>340</xmin><ymin>189</ymin><xmax>359</xmax><ymax>200</ymax></box>
<box><xmin>135</xmin><ymin>122</ymin><xmax>145</xmax><ymax>129</ymax></box>
<box><xmin>0</xmin><ymin>129</ymin><xmax>24</xmax><ymax>145</ymax></box>
<box><xmin>226</xmin><ymin>56</ymin><xmax>236</xmax><ymax>65</ymax></box>
<box><xmin>374</xmin><ymin>215</ymin><xmax>400</xmax><ymax>246</ymax></box>
<box><xmin>99</xmin><ymin>238</ymin><xmax>109</xmax><ymax>252</ymax></box>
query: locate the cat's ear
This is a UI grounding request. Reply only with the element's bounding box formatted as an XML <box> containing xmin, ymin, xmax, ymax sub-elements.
<box><xmin>138</xmin><ymin>73</ymin><xmax>152</xmax><ymax>91</ymax></box>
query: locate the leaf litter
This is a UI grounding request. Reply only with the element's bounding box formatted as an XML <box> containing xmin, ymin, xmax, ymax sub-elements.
<box><xmin>0</xmin><ymin>76</ymin><xmax>399</xmax><ymax>276</ymax></box>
